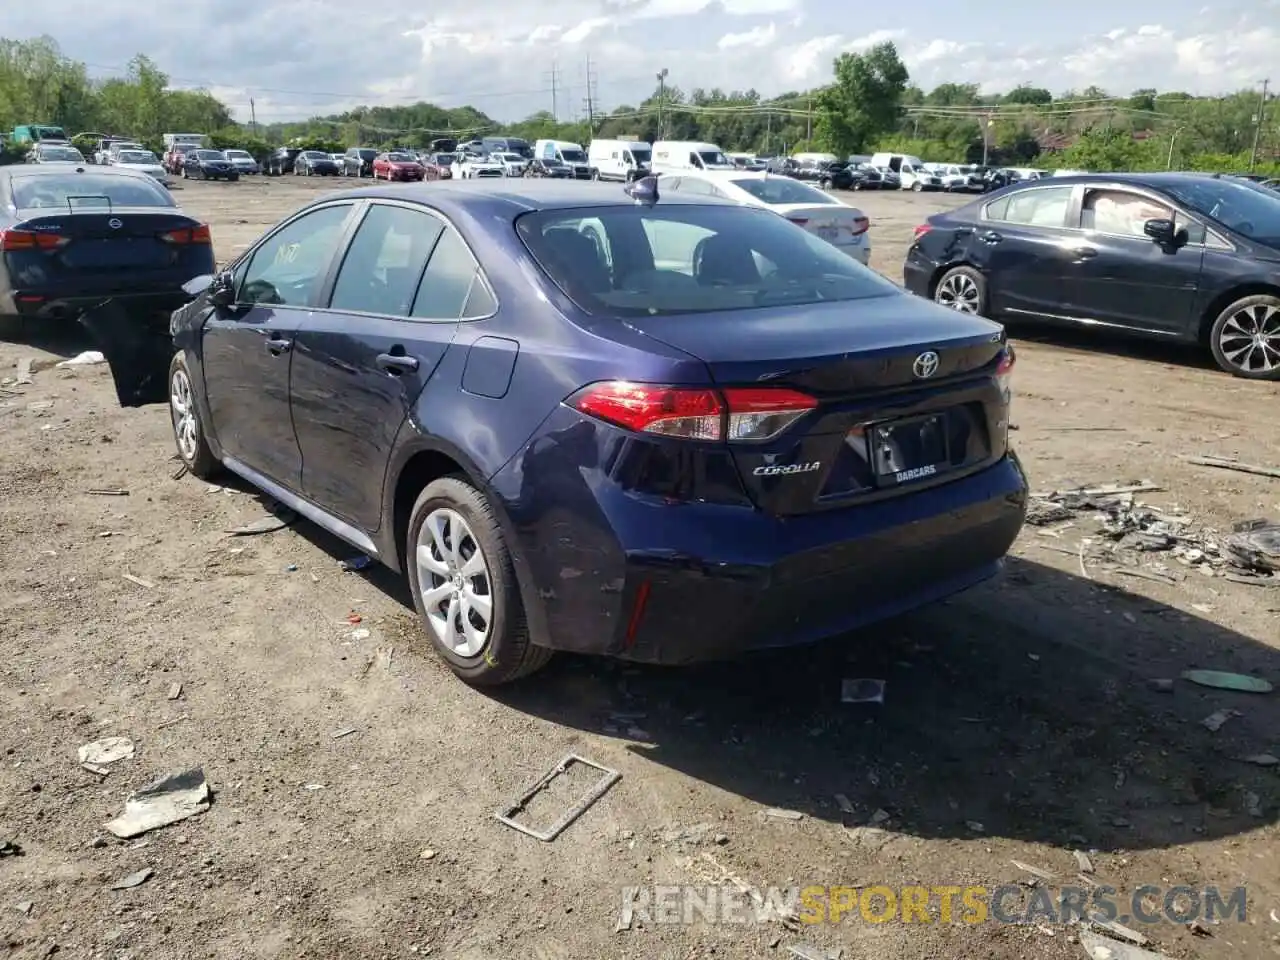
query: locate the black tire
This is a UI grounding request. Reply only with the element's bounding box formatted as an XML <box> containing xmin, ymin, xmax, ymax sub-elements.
<box><xmin>932</xmin><ymin>265</ymin><xmax>987</xmax><ymax>317</ymax></box>
<box><xmin>406</xmin><ymin>476</ymin><xmax>551</xmax><ymax>686</ymax></box>
<box><xmin>912</xmin><ymin>181</ymin><xmax>923</xmax><ymax>192</ymax></box>
<box><xmin>1208</xmin><ymin>294</ymin><xmax>1280</xmax><ymax>381</ymax></box>
<box><xmin>168</xmin><ymin>353</ymin><xmax>219</xmax><ymax>480</ymax></box>
<box><xmin>591</xmin><ymin>169</ymin><xmax>600</xmax><ymax>181</ymax></box>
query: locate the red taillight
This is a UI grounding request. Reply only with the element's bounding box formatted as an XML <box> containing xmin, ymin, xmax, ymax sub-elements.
<box><xmin>1</xmin><ymin>229</ymin><xmax>69</xmax><ymax>252</ymax></box>
<box><xmin>160</xmin><ymin>223</ymin><xmax>212</xmax><ymax>245</ymax></box>
<box><xmin>569</xmin><ymin>382</ymin><xmax>818</xmax><ymax>442</ymax></box>
<box><xmin>851</xmin><ymin>216</ymin><xmax>870</xmax><ymax>236</ymax></box>
<box><xmin>912</xmin><ymin>224</ymin><xmax>932</xmax><ymax>241</ymax></box>
<box><xmin>996</xmin><ymin>346</ymin><xmax>1015</xmax><ymax>398</ymax></box>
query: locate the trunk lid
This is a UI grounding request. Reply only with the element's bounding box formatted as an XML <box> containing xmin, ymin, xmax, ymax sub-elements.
<box><xmin>625</xmin><ymin>296</ymin><xmax>1011</xmax><ymax>515</ymax></box>
<box><xmin>10</xmin><ymin>209</ymin><xmax>204</xmax><ymax>275</ymax></box>
<box><xmin>773</xmin><ymin>202</ymin><xmax>867</xmax><ymax>247</ymax></box>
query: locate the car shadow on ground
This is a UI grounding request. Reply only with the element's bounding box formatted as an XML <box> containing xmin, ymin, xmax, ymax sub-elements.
<box><xmin>1008</xmin><ymin>320</ymin><xmax>1219</xmax><ymax>374</ymax></box>
<box><xmin>492</xmin><ymin>555</ymin><xmax>1279</xmax><ymax>853</ymax></box>
<box><xmin>257</xmin><ymin>499</ymin><xmax>1279</xmax><ymax>853</ymax></box>
<box><xmin>0</xmin><ymin>318</ymin><xmax>97</xmax><ymax>360</ymax></box>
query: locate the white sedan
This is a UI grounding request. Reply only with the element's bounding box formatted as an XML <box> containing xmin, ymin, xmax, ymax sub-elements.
<box><xmin>112</xmin><ymin>148</ymin><xmax>170</xmax><ymax>184</ymax></box>
<box><xmin>490</xmin><ymin>152</ymin><xmax>528</xmax><ymax>177</ymax></box>
<box><xmin>456</xmin><ymin>155</ymin><xmax>505</xmax><ymax>179</ymax></box>
<box><xmin>659</xmin><ymin>170</ymin><xmax>872</xmax><ymax>265</ymax></box>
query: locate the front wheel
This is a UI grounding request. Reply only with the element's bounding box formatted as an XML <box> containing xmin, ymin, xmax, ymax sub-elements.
<box><xmin>406</xmin><ymin>476</ymin><xmax>551</xmax><ymax>686</ymax></box>
<box><xmin>912</xmin><ymin>181</ymin><xmax>923</xmax><ymax>192</ymax></box>
<box><xmin>169</xmin><ymin>354</ymin><xmax>219</xmax><ymax>479</ymax></box>
<box><xmin>1208</xmin><ymin>294</ymin><xmax>1280</xmax><ymax>380</ymax></box>
<box><xmin>933</xmin><ymin>266</ymin><xmax>987</xmax><ymax>316</ymax></box>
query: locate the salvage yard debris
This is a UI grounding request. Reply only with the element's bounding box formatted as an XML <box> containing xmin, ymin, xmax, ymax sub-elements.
<box><xmin>1027</xmin><ymin>482</ymin><xmax>1280</xmax><ymax>584</ymax></box>
<box><xmin>495</xmin><ymin>754</ymin><xmax>621</xmax><ymax>842</ymax></box>
<box><xmin>104</xmin><ymin>768</ymin><xmax>211</xmax><ymax>839</ymax></box>
<box><xmin>109</xmin><ymin>867</ymin><xmax>154</xmax><ymax>890</ymax></box>
<box><xmin>225</xmin><ymin>507</ymin><xmax>297</xmax><ymax>536</ymax></box>
<box><xmin>1188</xmin><ymin>453</ymin><xmax>1280</xmax><ymax>481</ymax></box>
<box><xmin>77</xmin><ymin>736</ymin><xmax>135</xmax><ymax>775</ymax></box>
<box><xmin>1181</xmin><ymin>669</ymin><xmax>1273</xmax><ymax>693</ymax></box>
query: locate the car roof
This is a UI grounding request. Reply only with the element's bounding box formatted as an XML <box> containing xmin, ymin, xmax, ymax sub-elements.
<box><xmin>0</xmin><ymin>164</ymin><xmax>156</xmax><ymax>182</ymax></box>
<box><xmin>336</xmin><ymin>179</ymin><xmax>736</xmax><ymax>215</ymax></box>
<box><xmin>998</xmin><ymin>171</ymin><xmax>1233</xmax><ymax>190</ymax></box>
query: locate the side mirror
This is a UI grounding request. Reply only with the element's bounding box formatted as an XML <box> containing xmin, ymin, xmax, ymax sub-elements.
<box><xmin>1143</xmin><ymin>218</ymin><xmax>1180</xmax><ymax>246</ymax></box>
<box><xmin>207</xmin><ymin>270</ymin><xmax>236</xmax><ymax>308</ymax></box>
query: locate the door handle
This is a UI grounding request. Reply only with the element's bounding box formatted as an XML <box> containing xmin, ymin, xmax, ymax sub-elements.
<box><xmin>1073</xmin><ymin>246</ymin><xmax>1098</xmax><ymax>259</ymax></box>
<box><xmin>376</xmin><ymin>352</ymin><xmax>419</xmax><ymax>374</ymax></box>
<box><xmin>265</xmin><ymin>337</ymin><xmax>292</xmax><ymax>355</ymax></box>
<box><xmin>979</xmin><ymin>230</ymin><xmax>1003</xmax><ymax>243</ymax></box>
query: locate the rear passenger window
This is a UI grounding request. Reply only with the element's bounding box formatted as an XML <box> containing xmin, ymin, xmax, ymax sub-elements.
<box><xmin>1002</xmin><ymin>186</ymin><xmax>1072</xmax><ymax>227</ymax></box>
<box><xmin>329</xmin><ymin>205</ymin><xmax>443</xmax><ymax>316</ymax></box>
<box><xmin>983</xmin><ymin>196</ymin><xmax>1009</xmax><ymax>220</ymax></box>
<box><xmin>411</xmin><ymin>229</ymin><xmax>484</xmax><ymax>320</ymax></box>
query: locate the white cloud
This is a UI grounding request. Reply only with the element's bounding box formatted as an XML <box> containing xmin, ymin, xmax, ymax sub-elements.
<box><xmin>718</xmin><ymin>23</ymin><xmax>777</xmax><ymax>50</ymax></box>
<box><xmin>3</xmin><ymin>1</ymin><xmax>1272</xmax><ymax>125</ymax></box>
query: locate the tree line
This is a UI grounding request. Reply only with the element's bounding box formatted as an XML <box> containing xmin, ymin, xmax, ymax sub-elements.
<box><xmin>1</xmin><ymin>34</ymin><xmax>1275</xmax><ymax>175</ymax></box>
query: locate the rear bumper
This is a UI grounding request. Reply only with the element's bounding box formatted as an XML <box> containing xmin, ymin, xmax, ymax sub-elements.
<box><xmin>902</xmin><ymin>250</ymin><xmax>938</xmax><ymax>297</ymax></box>
<box><xmin>4</xmin><ymin>288</ymin><xmax>191</xmax><ymax>322</ymax></box>
<box><xmin>496</xmin><ymin>421</ymin><xmax>1028</xmax><ymax>664</ymax></box>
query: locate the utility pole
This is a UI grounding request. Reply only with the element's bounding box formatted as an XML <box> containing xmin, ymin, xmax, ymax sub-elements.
<box><xmin>1250</xmin><ymin>78</ymin><xmax>1269</xmax><ymax>172</ymax></box>
<box><xmin>805</xmin><ymin>98</ymin><xmax>812</xmax><ymax>143</ymax></box>
<box><xmin>545</xmin><ymin>63</ymin><xmax>559</xmax><ymax>122</ymax></box>
<box><xmin>981</xmin><ymin>114</ymin><xmax>993</xmax><ymax>167</ymax></box>
<box><xmin>656</xmin><ymin>67</ymin><xmax>668</xmax><ymax>140</ymax></box>
<box><xmin>912</xmin><ymin>113</ymin><xmax>920</xmax><ymax>139</ymax></box>
<box><xmin>249</xmin><ymin>98</ymin><xmax>257</xmax><ymax>136</ymax></box>
<box><xmin>765</xmin><ymin>110</ymin><xmax>771</xmax><ymax>156</ymax></box>
<box><xmin>583</xmin><ymin>56</ymin><xmax>598</xmax><ymax>135</ymax></box>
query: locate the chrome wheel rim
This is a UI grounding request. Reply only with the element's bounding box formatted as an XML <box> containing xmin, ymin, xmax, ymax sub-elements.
<box><xmin>416</xmin><ymin>508</ymin><xmax>493</xmax><ymax>658</ymax></box>
<box><xmin>936</xmin><ymin>274</ymin><xmax>981</xmax><ymax>313</ymax></box>
<box><xmin>170</xmin><ymin>367</ymin><xmax>199</xmax><ymax>462</ymax></box>
<box><xmin>1219</xmin><ymin>303</ymin><xmax>1280</xmax><ymax>374</ymax></box>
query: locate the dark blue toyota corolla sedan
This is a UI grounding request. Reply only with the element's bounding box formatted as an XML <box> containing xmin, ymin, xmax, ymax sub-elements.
<box><xmin>86</xmin><ymin>178</ymin><xmax>1028</xmax><ymax>685</ymax></box>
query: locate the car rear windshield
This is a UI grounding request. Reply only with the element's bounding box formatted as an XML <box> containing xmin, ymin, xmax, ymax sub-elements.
<box><xmin>730</xmin><ymin>177</ymin><xmax>837</xmax><ymax>205</ymax></box>
<box><xmin>195</xmin><ymin>150</ymin><xmax>223</xmax><ymax>161</ymax></box>
<box><xmin>357</xmin><ymin>149</ymin><xmax>377</xmax><ymax>159</ymax></box>
<box><xmin>516</xmin><ymin>203</ymin><xmax>898</xmax><ymax>318</ymax></box>
<box><xmin>117</xmin><ymin>151</ymin><xmax>158</xmax><ymax>163</ymax></box>
<box><xmin>387</xmin><ymin>153</ymin><xmax>414</xmax><ymax>162</ymax></box>
<box><xmin>40</xmin><ymin>147</ymin><xmax>83</xmax><ymax>161</ymax></box>
<box><xmin>559</xmin><ymin>149</ymin><xmax>587</xmax><ymax>163</ymax></box>
<box><xmin>10</xmin><ymin>173</ymin><xmax>173</xmax><ymax>209</ymax></box>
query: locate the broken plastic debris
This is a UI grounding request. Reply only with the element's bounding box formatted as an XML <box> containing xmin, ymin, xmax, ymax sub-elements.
<box><xmin>56</xmin><ymin>350</ymin><xmax>106</xmax><ymax>368</ymax></box>
<box><xmin>1201</xmin><ymin>709</ymin><xmax>1241</xmax><ymax>732</ymax></box>
<box><xmin>1181</xmin><ymin>669</ymin><xmax>1272</xmax><ymax>694</ymax></box>
<box><xmin>840</xmin><ymin>678</ymin><xmax>885</xmax><ymax>704</ymax></box>
<box><xmin>1223</xmin><ymin>520</ymin><xmax>1280</xmax><ymax>572</ymax></box>
<box><xmin>765</xmin><ymin>808</ymin><xmax>804</xmax><ymax>821</ymax></box>
<box><xmin>1079</xmin><ymin>928</ymin><xmax>1170</xmax><ymax>960</ymax></box>
<box><xmin>109</xmin><ymin>867</ymin><xmax>154</xmax><ymax>890</ymax></box>
<box><xmin>1011</xmin><ymin>859</ymin><xmax>1057</xmax><ymax>881</ymax></box>
<box><xmin>340</xmin><ymin>554</ymin><xmax>373</xmax><ymax>571</ymax></box>
<box><xmin>834</xmin><ymin>794</ymin><xmax>855</xmax><ymax>815</ymax></box>
<box><xmin>1238</xmin><ymin>753</ymin><xmax>1280</xmax><ymax>766</ymax></box>
<box><xmin>77</xmin><ymin>737</ymin><xmax>135</xmax><ymax>768</ymax></box>
<box><xmin>104</xmin><ymin>768</ymin><xmax>210</xmax><ymax>839</ymax></box>
<box><xmin>1074</xmin><ymin>850</ymin><xmax>1095</xmax><ymax>873</ymax></box>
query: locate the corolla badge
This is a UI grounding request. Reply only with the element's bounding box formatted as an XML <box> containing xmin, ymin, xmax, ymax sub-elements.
<box><xmin>107</xmin><ymin>218</ymin><xmax>123</xmax><ymax>229</ymax></box>
<box><xmin>912</xmin><ymin>350</ymin><xmax>940</xmax><ymax>379</ymax></box>
<box><xmin>753</xmin><ymin>461</ymin><xmax>821</xmax><ymax>477</ymax></box>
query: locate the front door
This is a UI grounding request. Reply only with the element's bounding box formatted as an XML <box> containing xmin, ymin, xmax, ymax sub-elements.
<box><xmin>201</xmin><ymin>201</ymin><xmax>358</xmax><ymax>489</ymax></box>
<box><xmin>970</xmin><ymin>184</ymin><xmax>1078</xmax><ymax>318</ymax></box>
<box><xmin>290</xmin><ymin>202</ymin><xmax>478</xmax><ymax>530</ymax></box>
<box><xmin>1057</xmin><ymin>186</ymin><xmax>1201</xmax><ymax>335</ymax></box>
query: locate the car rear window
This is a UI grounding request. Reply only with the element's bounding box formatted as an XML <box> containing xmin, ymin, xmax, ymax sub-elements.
<box><xmin>730</xmin><ymin>177</ymin><xmax>836</xmax><ymax>205</ymax></box>
<box><xmin>516</xmin><ymin>203</ymin><xmax>898</xmax><ymax>318</ymax></box>
<box><xmin>10</xmin><ymin>173</ymin><xmax>174</xmax><ymax>209</ymax></box>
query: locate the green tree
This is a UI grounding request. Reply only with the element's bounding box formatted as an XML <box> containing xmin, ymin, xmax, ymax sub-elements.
<box><xmin>813</xmin><ymin>41</ymin><xmax>910</xmax><ymax>154</ymax></box>
<box><xmin>1004</xmin><ymin>85</ymin><xmax>1052</xmax><ymax>106</ymax></box>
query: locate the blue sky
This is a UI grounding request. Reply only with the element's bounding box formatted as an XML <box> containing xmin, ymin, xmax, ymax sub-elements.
<box><xmin>7</xmin><ymin>0</ymin><xmax>1276</xmax><ymax>123</ymax></box>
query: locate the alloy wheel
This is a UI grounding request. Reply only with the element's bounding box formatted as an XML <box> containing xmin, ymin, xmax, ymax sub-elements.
<box><xmin>1218</xmin><ymin>302</ymin><xmax>1280</xmax><ymax>375</ymax></box>
<box><xmin>416</xmin><ymin>508</ymin><xmax>494</xmax><ymax>658</ymax></box>
<box><xmin>170</xmin><ymin>367</ymin><xmax>199</xmax><ymax>462</ymax></box>
<box><xmin>936</xmin><ymin>273</ymin><xmax>981</xmax><ymax>313</ymax></box>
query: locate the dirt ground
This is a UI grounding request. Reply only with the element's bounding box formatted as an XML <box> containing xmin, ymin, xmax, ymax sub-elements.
<box><xmin>1</xmin><ymin>175</ymin><xmax>1279</xmax><ymax>960</ymax></box>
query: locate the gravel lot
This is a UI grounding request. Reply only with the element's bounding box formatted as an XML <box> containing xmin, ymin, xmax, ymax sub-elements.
<box><xmin>1</xmin><ymin>175</ymin><xmax>1278</xmax><ymax>960</ymax></box>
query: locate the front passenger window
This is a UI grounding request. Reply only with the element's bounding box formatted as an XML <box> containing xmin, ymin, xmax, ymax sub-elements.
<box><xmin>329</xmin><ymin>205</ymin><xmax>444</xmax><ymax>316</ymax></box>
<box><xmin>239</xmin><ymin>204</ymin><xmax>353</xmax><ymax>307</ymax></box>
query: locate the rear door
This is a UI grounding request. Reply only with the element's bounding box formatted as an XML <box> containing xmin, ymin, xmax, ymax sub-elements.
<box><xmin>290</xmin><ymin>202</ymin><xmax>470</xmax><ymax>530</ymax></box>
<box><xmin>969</xmin><ymin>184</ymin><xmax>1079</xmax><ymax>318</ymax></box>
<box><xmin>202</xmin><ymin>201</ymin><xmax>360</xmax><ymax>489</ymax></box>
<box><xmin>1057</xmin><ymin>185</ymin><xmax>1201</xmax><ymax>334</ymax></box>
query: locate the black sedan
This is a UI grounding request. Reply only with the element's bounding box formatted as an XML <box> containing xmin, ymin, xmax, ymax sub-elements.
<box><xmin>84</xmin><ymin>179</ymin><xmax>1027</xmax><ymax>687</ymax></box>
<box><xmin>296</xmin><ymin>151</ymin><xmax>340</xmax><ymax>176</ymax></box>
<box><xmin>905</xmin><ymin>172</ymin><xmax>1280</xmax><ymax>380</ymax></box>
<box><xmin>0</xmin><ymin>166</ymin><xmax>214</xmax><ymax>339</ymax></box>
<box><xmin>182</xmin><ymin>150</ymin><xmax>239</xmax><ymax>181</ymax></box>
<box><xmin>523</xmin><ymin>158</ymin><xmax>573</xmax><ymax>179</ymax></box>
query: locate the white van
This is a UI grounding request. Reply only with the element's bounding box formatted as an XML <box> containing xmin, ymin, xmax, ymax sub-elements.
<box><xmin>869</xmin><ymin>152</ymin><xmax>925</xmax><ymax>174</ymax></box>
<box><xmin>650</xmin><ymin>141</ymin><xmax>735</xmax><ymax>174</ymax></box>
<box><xmin>587</xmin><ymin>139</ymin><xmax>652</xmax><ymax>182</ymax></box>
<box><xmin>533</xmin><ymin>139</ymin><xmax>591</xmax><ymax>179</ymax></box>
<box><xmin>792</xmin><ymin>152</ymin><xmax>837</xmax><ymax>166</ymax></box>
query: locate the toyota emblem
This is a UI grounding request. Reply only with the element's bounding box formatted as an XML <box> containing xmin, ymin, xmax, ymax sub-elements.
<box><xmin>107</xmin><ymin>218</ymin><xmax>123</xmax><ymax>229</ymax></box>
<box><xmin>912</xmin><ymin>351</ymin><xmax>940</xmax><ymax>379</ymax></box>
